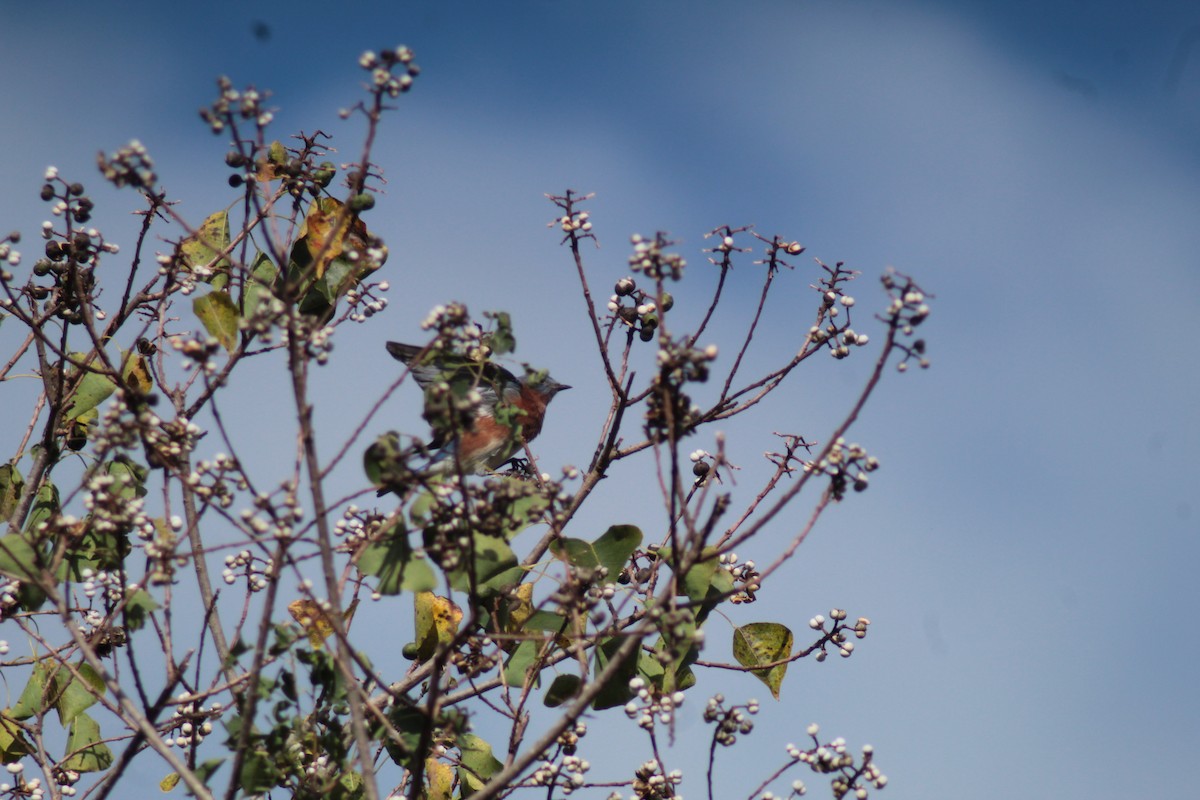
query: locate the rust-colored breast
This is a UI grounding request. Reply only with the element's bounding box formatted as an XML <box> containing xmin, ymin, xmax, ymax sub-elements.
<box><xmin>515</xmin><ymin>385</ymin><xmax>549</xmax><ymax>441</ymax></box>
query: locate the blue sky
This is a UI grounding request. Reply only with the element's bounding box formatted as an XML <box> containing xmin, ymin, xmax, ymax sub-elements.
<box><xmin>3</xmin><ymin>2</ymin><xmax>1198</xmax><ymax>798</ymax></box>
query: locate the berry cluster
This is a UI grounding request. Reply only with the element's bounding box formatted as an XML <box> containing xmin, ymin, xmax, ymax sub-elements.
<box><xmin>785</xmin><ymin>724</ymin><xmax>887</xmax><ymax>799</ymax></box>
<box><xmin>333</xmin><ymin>504</ymin><xmax>381</xmax><ymax>550</ymax></box>
<box><xmin>607</xmin><ymin>275</ymin><xmax>673</xmax><ymax>342</ymax></box>
<box><xmin>718</xmin><ymin>551</ymin><xmax>761</xmax><ymax>604</ymax></box>
<box><xmin>0</xmin><ymin>580</ymin><xmax>19</xmax><ymax>621</ymax></box>
<box><xmin>222</xmin><ymin>549</ymin><xmax>273</xmax><ymax>592</ymax></box>
<box><xmin>627</xmin><ymin>758</ymin><xmax>683</xmax><ymax>800</ymax></box>
<box><xmin>807</xmin><ymin>609</ymin><xmax>871</xmax><ymax>661</ymax></box>
<box><xmin>628</xmin><ymin>232</ymin><xmax>686</xmax><ymax>281</ymax></box>
<box><xmin>419</xmin><ymin>303</ymin><xmax>483</xmax><ymax>354</ymax></box>
<box><xmin>186</xmin><ymin>451</ymin><xmax>247</xmax><ymax>512</ymax></box>
<box><xmin>227</xmin><ymin>134</ymin><xmax>337</xmax><ymax>201</ymax></box>
<box><xmin>5</xmin><ymin>173</ymin><xmax>120</xmax><ymax>328</ymax></box>
<box><xmin>881</xmin><ymin>269</ymin><xmax>932</xmax><ymax>371</ymax></box>
<box><xmin>744</xmin><ymin>229</ymin><xmax>809</xmax><ymax>272</ymax></box>
<box><xmin>199</xmin><ymin>76</ymin><xmax>274</xmax><ymax>134</ymax></box>
<box><xmin>236</xmin><ymin>483</ymin><xmax>305</xmax><ymax>544</ymax></box>
<box><xmin>0</xmin><ymin>762</ymin><xmax>52</xmax><ymax>798</ymax></box>
<box><xmin>703</xmin><ymin>694</ymin><xmax>760</xmax><ymax>746</ymax></box>
<box><xmin>166</xmin><ymin>697</ymin><xmax>221</xmax><ymax>749</ymax></box>
<box><xmin>688</xmin><ymin>448</ymin><xmax>717</xmax><ymax>484</ymax></box>
<box><xmin>623</xmin><ymin>676</ymin><xmax>686</xmax><ymax>731</ymax></box>
<box><xmin>803</xmin><ymin>438</ymin><xmax>880</xmax><ymax>501</ymax></box>
<box><xmin>97</xmin><ymin>141</ymin><xmax>157</xmax><ymax>189</ymax></box>
<box><xmin>83</xmin><ymin>470</ymin><xmax>157</xmax><ymax>541</ymax></box>
<box><xmin>557</xmin><ymin>210</ymin><xmax>593</xmax><ymax>235</ymax></box>
<box><xmin>555</xmin><ymin>721</ymin><xmax>588</xmax><ymax>756</ymax></box>
<box><xmin>802</xmin><ymin>260</ymin><xmax>869</xmax><ymax>360</ymax></box>
<box><xmin>546</xmin><ymin>190</ymin><xmax>597</xmax><ymax>247</ymax></box>
<box><xmin>344</xmin><ymin>280</ymin><xmax>390</xmax><ymax>324</ymax></box>
<box><xmin>358</xmin><ymin>46</ymin><xmax>421</xmax><ymax>99</ymax></box>
<box><xmin>529</xmin><ymin>753</ymin><xmax>591</xmax><ymax>794</ymax></box>
<box><xmin>644</xmin><ymin>338</ymin><xmax>717</xmax><ymax>441</ymax></box>
<box><xmin>449</xmin><ymin>634</ymin><xmax>501</xmax><ymax>678</ymax></box>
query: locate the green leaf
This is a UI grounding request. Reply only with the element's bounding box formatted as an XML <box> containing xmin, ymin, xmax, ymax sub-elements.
<box><xmin>60</xmin><ymin>525</ymin><xmax>131</xmax><ymax>580</ymax></box>
<box><xmin>549</xmin><ymin>524</ymin><xmax>642</xmax><ymax>585</ymax></box>
<box><xmin>192</xmin><ymin>758</ymin><xmax>225</xmax><ymax>792</ymax></box>
<box><xmin>64</xmin><ymin>360</ymin><xmax>116</xmax><ymax>422</ymax></box>
<box><xmin>655</xmin><ymin>546</ymin><xmax>733</xmax><ymax>624</ymax></box>
<box><xmin>0</xmin><ymin>464</ymin><xmax>24</xmax><ymax>522</ymax></box>
<box><xmin>364</xmin><ymin>432</ymin><xmax>403</xmax><ymax>488</ymax></box>
<box><xmin>543</xmin><ymin>673</ymin><xmax>583</xmax><ymax>707</ymax></box>
<box><xmin>732</xmin><ymin>622</ymin><xmax>794</xmax><ymax>700</ymax></box>
<box><xmin>678</xmin><ymin>548</ymin><xmax>719</xmax><ymax>603</ymax></box>
<box><xmin>477</xmin><ymin>565</ymin><xmax>526</xmax><ymax>599</ymax></box>
<box><xmin>408</xmin><ymin>488</ymin><xmax>437</xmax><ymax>523</ymax></box>
<box><xmin>0</xmin><ymin>529</ymin><xmax>48</xmax><ymax>611</ymax></box>
<box><xmin>523</xmin><ymin>610</ymin><xmax>570</xmax><ymax>633</ymax></box>
<box><xmin>241</xmin><ymin>251</ymin><xmax>279</xmax><ymax>319</ymax></box>
<box><xmin>636</xmin><ymin>649</ymin><xmax>666</xmax><ymax>685</ymax></box>
<box><xmin>446</xmin><ymin>534</ymin><xmax>520</xmax><ymax>598</ymax></box>
<box><xmin>486</xmin><ymin>311</ymin><xmax>516</xmax><ymax>356</ymax></box>
<box><xmin>62</xmin><ymin>711</ymin><xmax>113</xmax><ymax>772</ymax></box>
<box><xmin>653</xmin><ymin>606</ymin><xmax>699</xmax><ymax>695</ymax></box>
<box><xmin>107</xmin><ymin>456</ymin><xmax>148</xmax><ymax>500</ymax></box>
<box><xmin>592</xmin><ymin>525</ymin><xmax>642</xmax><ymax>579</ymax></box>
<box><xmin>180</xmin><ymin>210</ymin><xmax>231</xmax><ymax>287</ymax></box>
<box><xmin>193</xmin><ymin>290</ymin><xmax>240</xmax><ymax>353</ymax></box>
<box><xmin>0</xmin><ymin>532</ymin><xmax>43</xmax><ymax>585</ymax></box>
<box><xmin>313</xmin><ymin>252</ymin><xmax>357</xmax><ymax>305</ymax></box>
<box><xmin>25</xmin><ymin>479</ymin><xmax>59</xmax><ymax>535</ymax></box>
<box><xmin>55</xmin><ymin>458</ymin><xmax>143</xmax><ymax>579</ymax></box>
<box><xmin>12</xmin><ymin>661</ymin><xmax>105</xmax><ymax>726</ymax></box>
<box><xmin>502</xmin><ymin>638</ymin><xmax>543</xmax><ymax>688</ymax></box>
<box><xmin>123</xmin><ymin>588</ymin><xmax>158</xmax><ymax>631</ymax></box>
<box><xmin>53</xmin><ymin>663</ymin><xmax>106</xmax><ymax>726</ymax></box>
<box><xmin>383</xmin><ymin>706</ymin><xmax>425</xmax><ymax>769</ymax></box>
<box><xmin>356</xmin><ymin>529</ymin><xmax>436</xmax><ymax>595</ymax></box>
<box><xmin>11</xmin><ymin>664</ymin><xmax>49</xmax><ymax>719</ymax></box>
<box><xmin>267</xmin><ymin>140</ymin><xmax>288</xmax><ymax>166</ymax></box>
<box><xmin>457</xmin><ymin>733</ymin><xmax>503</xmax><ymax>794</ymax></box>
<box><xmin>335</xmin><ymin>770</ymin><xmax>365</xmax><ymax>800</ymax></box>
<box><xmin>592</xmin><ymin>635</ymin><xmax>640</xmax><ymax>709</ymax></box>
<box><xmin>0</xmin><ymin>713</ymin><xmax>32</xmax><ymax>761</ymax></box>
<box><xmin>238</xmin><ymin>748</ymin><xmax>279</xmax><ymax>794</ymax></box>
<box><xmin>497</xmin><ymin>478</ymin><xmax>550</xmax><ymax>540</ymax></box>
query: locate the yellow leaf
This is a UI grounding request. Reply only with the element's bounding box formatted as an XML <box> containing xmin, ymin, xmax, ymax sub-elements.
<box><xmin>256</xmin><ymin>141</ymin><xmax>289</xmax><ymax>182</ymax></box>
<box><xmin>160</xmin><ymin>772</ymin><xmax>181</xmax><ymax>792</ymax></box>
<box><xmin>732</xmin><ymin>622</ymin><xmax>794</xmax><ymax>700</ymax></box>
<box><xmin>424</xmin><ymin>757</ymin><xmax>453</xmax><ymax>800</ymax></box>
<box><xmin>294</xmin><ymin>197</ymin><xmax>383</xmax><ymax>282</ymax></box>
<box><xmin>122</xmin><ymin>352</ymin><xmax>153</xmax><ymax>395</ymax></box>
<box><xmin>506</xmin><ymin>583</ymin><xmax>534</xmax><ymax>632</ymax></box>
<box><xmin>192</xmin><ymin>291</ymin><xmax>239</xmax><ymax>354</ymax></box>
<box><xmin>414</xmin><ymin>591</ymin><xmax>462</xmax><ymax>660</ymax></box>
<box><xmin>179</xmin><ymin>211</ymin><xmax>231</xmax><ymax>282</ymax></box>
<box><xmin>296</xmin><ymin>198</ymin><xmax>351</xmax><ymax>280</ymax></box>
<box><xmin>288</xmin><ymin>598</ymin><xmax>342</xmax><ymax>649</ymax></box>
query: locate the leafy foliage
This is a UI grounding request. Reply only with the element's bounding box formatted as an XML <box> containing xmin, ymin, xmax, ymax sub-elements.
<box><xmin>0</xmin><ymin>43</ymin><xmax>930</xmax><ymax>800</ymax></box>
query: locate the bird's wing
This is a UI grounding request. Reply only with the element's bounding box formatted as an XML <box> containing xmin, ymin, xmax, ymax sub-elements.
<box><xmin>387</xmin><ymin>341</ymin><xmax>517</xmax><ymax>405</ymax></box>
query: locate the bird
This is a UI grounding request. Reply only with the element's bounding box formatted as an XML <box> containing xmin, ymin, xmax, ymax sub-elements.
<box><xmin>386</xmin><ymin>341</ymin><xmax>570</xmax><ymax>475</ymax></box>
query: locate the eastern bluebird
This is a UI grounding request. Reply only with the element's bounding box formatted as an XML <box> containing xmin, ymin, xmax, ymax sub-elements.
<box><xmin>386</xmin><ymin>341</ymin><xmax>570</xmax><ymax>475</ymax></box>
